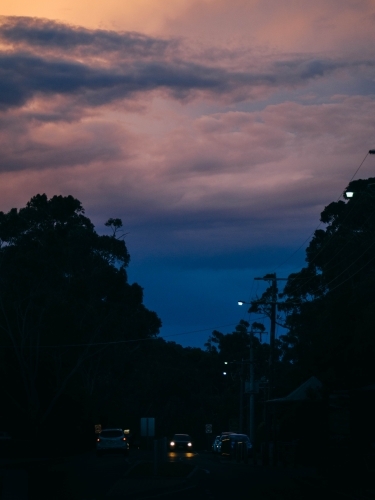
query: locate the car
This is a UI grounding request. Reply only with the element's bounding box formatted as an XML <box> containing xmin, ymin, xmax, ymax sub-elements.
<box><xmin>212</xmin><ymin>435</ymin><xmax>220</xmax><ymax>453</ymax></box>
<box><xmin>169</xmin><ymin>434</ymin><xmax>193</xmax><ymax>451</ymax></box>
<box><xmin>216</xmin><ymin>432</ymin><xmax>235</xmax><ymax>454</ymax></box>
<box><xmin>96</xmin><ymin>428</ymin><xmax>129</xmax><ymax>457</ymax></box>
<box><xmin>220</xmin><ymin>433</ymin><xmax>252</xmax><ymax>460</ymax></box>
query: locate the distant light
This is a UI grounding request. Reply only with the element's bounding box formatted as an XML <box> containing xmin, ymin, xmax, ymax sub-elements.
<box><xmin>346</xmin><ymin>191</ymin><xmax>354</xmax><ymax>198</ymax></box>
<box><xmin>238</xmin><ymin>301</ymin><xmax>244</xmax><ymax>306</ymax></box>
<box><xmin>223</xmin><ymin>371</ymin><xmax>227</xmax><ymax>375</ymax></box>
<box><xmin>224</xmin><ymin>361</ymin><xmax>228</xmax><ymax>364</ymax></box>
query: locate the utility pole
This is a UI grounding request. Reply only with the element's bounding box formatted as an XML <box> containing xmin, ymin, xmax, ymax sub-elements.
<box><xmin>254</xmin><ymin>273</ymin><xmax>287</xmax><ymax>465</ymax></box>
<box><xmin>254</xmin><ymin>273</ymin><xmax>287</xmax><ymax>399</ymax></box>
<box><xmin>239</xmin><ymin>360</ymin><xmax>245</xmax><ymax>433</ymax></box>
<box><xmin>248</xmin><ymin>325</ymin><xmax>267</xmax><ymax>444</ymax></box>
<box><xmin>249</xmin><ymin>328</ymin><xmax>256</xmax><ymax>443</ymax></box>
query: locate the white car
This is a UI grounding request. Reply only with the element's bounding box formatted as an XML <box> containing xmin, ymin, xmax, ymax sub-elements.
<box><xmin>96</xmin><ymin>428</ymin><xmax>129</xmax><ymax>457</ymax></box>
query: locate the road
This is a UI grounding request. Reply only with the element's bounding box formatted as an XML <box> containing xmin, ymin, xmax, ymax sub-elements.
<box><xmin>3</xmin><ymin>448</ymin><xmax>373</xmax><ymax>500</ymax></box>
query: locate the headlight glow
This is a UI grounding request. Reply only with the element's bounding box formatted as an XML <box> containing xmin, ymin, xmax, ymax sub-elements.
<box><xmin>188</xmin><ymin>442</ymin><xmax>192</xmax><ymax>447</ymax></box>
<box><xmin>170</xmin><ymin>441</ymin><xmax>175</xmax><ymax>446</ymax></box>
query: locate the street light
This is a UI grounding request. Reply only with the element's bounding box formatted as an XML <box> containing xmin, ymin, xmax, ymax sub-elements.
<box><xmin>237</xmin><ymin>301</ymin><xmax>259</xmax><ymax>443</ymax></box>
<box><xmin>345</xmin><ymin>149</ymin><xmax>375</xmax><ymax>196</ymax></box>
<box><xmin>345</xmin><ymin>183</ymin><xmax>375</xmax><ymax>199</ymax></box>
<box><xmin>345</xmin><ymin>149</ymin><xmax>375</xmax><ymax>197</ymax></box>
<box><xmin>223</xmin><ymin>360</ymin><xmax>246</xmax><ymax>432</ymax></box>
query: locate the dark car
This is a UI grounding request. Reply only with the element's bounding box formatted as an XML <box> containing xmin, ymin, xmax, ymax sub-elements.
<box><xmin>169</xmin><ymin>434</ymin><xmax>193</xmax><ymax>451</ymax></box>
<box><xmin>96</xmin><ymin>428</ymin><xmax>129</xmax><ymax>457</ymax></box>
<box><xmin>216</xmin><ymin>432</ymin><xmax>235</xmax><ymax>454</ymax></box>
<box><xmin>220</xmin><ymin>433</ymin><xmax>252</xmax><ymax>460</ymax></box>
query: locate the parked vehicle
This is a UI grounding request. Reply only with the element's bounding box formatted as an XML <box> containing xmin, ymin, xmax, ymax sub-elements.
<box><xmin>212</xmin><ymin>435</ymin><xmax>220</xmax><ymax>453</ymax></box>
<box><xmin>220</xmin><ymin>433</ymin><xmax>252</xmax><ymax>460</ymax></box>
<box><xmin>96</xmin><ymin>428</ymin><xmax>129</xmax><ymax>457</ymax></box>
<box><xmin>217</xmin><ymin>432</ymin><xmax>235</xmax><ymax>454</ymax></box>
<box><xmin>169</xmin><ymin>434</ymin><xmax>193</xmax><ymax>451</ymax></box>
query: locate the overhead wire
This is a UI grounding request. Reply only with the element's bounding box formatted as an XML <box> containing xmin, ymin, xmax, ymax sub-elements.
<box><xmin>0</xmin><ymin>322</ymin><xmax>240</xmax><ymax>349</ymax></box>
<box><xmin>295</xmin><ymin>198</ymin><xmax>375</xmax><ymax>298</ymax></box>
<box><xmin>274</xmin><ymin>151</ymin><xmax>375</xmax><ymax>299</ymax></box>
<box><xmin>1</xmin><ymin>156</ymin><xmax>373</xmax><ymax>350</ymax></box>
<box><xmin>287</xmin><ymin>196</ymin><xmax>375</xmax><ymax>298</ymax></box>
<box><xmin>244</xmin><ymin>150</ymin><xmax>375</xmax><ymax>336</ymax></box>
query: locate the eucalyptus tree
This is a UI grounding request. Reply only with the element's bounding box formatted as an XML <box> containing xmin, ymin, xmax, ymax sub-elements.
<box><xmin>0</xmin><ymin>194</ymin><xmax>161</xmax><ymax>430</ymax></box>
<box><xmin>278</xmin><ymin>177</ymin><xmax>375</xmax><ymax>389</ymax></box>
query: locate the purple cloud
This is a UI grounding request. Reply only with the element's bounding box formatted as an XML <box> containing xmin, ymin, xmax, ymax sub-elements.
<box><xmin>1</xmin><ymin>16</ymin><xmax>373</xmax><ymax>113</ymax></box>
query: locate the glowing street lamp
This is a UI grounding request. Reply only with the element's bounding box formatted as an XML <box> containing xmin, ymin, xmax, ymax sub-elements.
<box><xmin>345</xmin><ymin>149</ymin><xmax>375</xmax><ymax>198</ymax></box>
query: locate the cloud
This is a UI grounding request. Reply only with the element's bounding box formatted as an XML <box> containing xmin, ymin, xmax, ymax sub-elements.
<box><xmin>0</xmin><ymin>5</ymin><xmax>373</xmax><ymax>346</ymax></box>
<box><xmin>1</xmin><ymin>16</ymin><xmax>373</xmax><ymax>114</ymax></box>
<box><xmin>0</xmin><ymin>16</ymin><xmax>174</xmax><ymax>58</ymax></box>
<box><xmin>160</xmin><ymin>0</ymin><xmax>375</xmax><ymax>54</ymax></box>
<box><xmin>0</xmin><ymin>15</ymin><xmax>374</xmax><ymax>260</ymax></box>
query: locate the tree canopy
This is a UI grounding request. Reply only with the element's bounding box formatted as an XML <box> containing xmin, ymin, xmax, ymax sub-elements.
<box><xmin>264</xmin><ymin>178</ymin><xmax>375</xmax><ymax>390</ymax></box>
<box><xmin>0</xmin><ymin>194</ymin><xmax>161</xmax><ymax>429</ymax></box>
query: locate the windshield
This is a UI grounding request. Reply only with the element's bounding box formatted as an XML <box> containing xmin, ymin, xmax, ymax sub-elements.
<box><xmin>173</xmin><ymin>434</ymin><xmax>191</xmax><ymax>441</ymax></box>
<box><xmin>233</xmin><ymin>435</ymin><xmax>250</xmax><ymax>442</ymax></box>
<box><xmin>100</xmin><ymin>430</ymin><xmax>123</xmax><ymax>438</ymax></box>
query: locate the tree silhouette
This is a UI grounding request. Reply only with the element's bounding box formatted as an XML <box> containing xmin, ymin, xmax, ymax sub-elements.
<box><xmin>0</xmin><ymin>194</ymin><xmax>161</xmax><ymax>431</ymax></box>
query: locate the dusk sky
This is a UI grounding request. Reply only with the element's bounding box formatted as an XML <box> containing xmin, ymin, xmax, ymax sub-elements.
<box><xmin>1</xmin><ymin>1</ymin><xmax>375</xmax><ymax>349</ymax></box>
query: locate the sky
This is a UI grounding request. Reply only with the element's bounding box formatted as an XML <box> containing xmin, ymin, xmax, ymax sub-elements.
<box><xmin>1</xmin><ymin>1</ymin><xmax>375</xmax><ymax>349</ymax></box>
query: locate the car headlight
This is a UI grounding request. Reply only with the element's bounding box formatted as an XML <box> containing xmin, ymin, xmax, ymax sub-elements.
<box><xmin>170</xmin><ymin>441</ymin><xmax>175</xmax><ymax>446</ymax></box>
<box><xmin>187</xmin><ymin>442</ymin><xmax>192</xmax><ymax>447</ymax></box>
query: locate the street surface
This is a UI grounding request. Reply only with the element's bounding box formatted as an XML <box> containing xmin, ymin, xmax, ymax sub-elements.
<box><xmin>2</xmin><ymin>448</ymin><xmax>374</xmax><ymax>500</ymax></box>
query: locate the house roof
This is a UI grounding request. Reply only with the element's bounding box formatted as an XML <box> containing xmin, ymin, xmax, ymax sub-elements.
<box><xmin>268</xmin><ymin>376</ymin><xmax>323</xmax><ymax>403</ymax></box>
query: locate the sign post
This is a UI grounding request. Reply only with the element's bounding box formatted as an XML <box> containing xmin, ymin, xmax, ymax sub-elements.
<box><xmin>205</xmin><ymin>424</ymin><xmax>212</xmax><ymax>450</ymax></box>
<box><xmin>141</xmin><ymin>418</ymin><xmax>155</xmax><ymax>450</ymax></box>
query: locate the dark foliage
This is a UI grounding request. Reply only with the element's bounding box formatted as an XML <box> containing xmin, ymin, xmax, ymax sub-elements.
<box><xmin>278</xmin><ymin>178</ymin><xmax>375</xmax><ymax>390</ymax></box>
<box><xmin>0</xmin><ymin>194</ymin><xmax>161</xmax><ymax>434</ymax></box>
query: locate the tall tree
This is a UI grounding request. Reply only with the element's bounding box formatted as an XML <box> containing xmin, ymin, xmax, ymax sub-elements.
<box><xmin>0</xmin><ymin>194</ymin><xmax>161</xmax><ymax>429</ymax></box>
<box><xmin>279</xmin><ymin>177</ymin><xmax>375</xmax><ymax>389</ymax></box>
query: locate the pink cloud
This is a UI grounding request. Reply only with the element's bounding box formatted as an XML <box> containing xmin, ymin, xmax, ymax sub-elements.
<box><xmin>0</xmin><ymin>14</ymin><xmax>374</xmax><ymax>257</ymax></box>
<box><xmin>160</xmin><ymin>0</ymin><xmax>375</xmax><ymax>54</ymax></box>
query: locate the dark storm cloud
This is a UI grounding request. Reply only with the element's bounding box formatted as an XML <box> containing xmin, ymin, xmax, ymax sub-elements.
<box><xmin>0</xmin><ymin>16</ymin><xmax>374</xmax><ymax>112</ymax></box>
<box><xmin>0</xmin><ymin>52</ymin><xmax>233</xmax><ymax>110</ymax></box>
<box><xmin>0</xmin><ymin>16</ymin><xmax>172</xmax><ymax>57</ymax></box>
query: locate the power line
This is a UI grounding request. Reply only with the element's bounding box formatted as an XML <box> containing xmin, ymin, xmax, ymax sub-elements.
<box><xmin>275</xmin><ymin>150</ymin><xmax>375</xmax><ymax>297</ymax></box>
<box><xmin>0</xmin><ymin>322</ymin><xmax>239</xmax><ymax>349</ymax></box>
